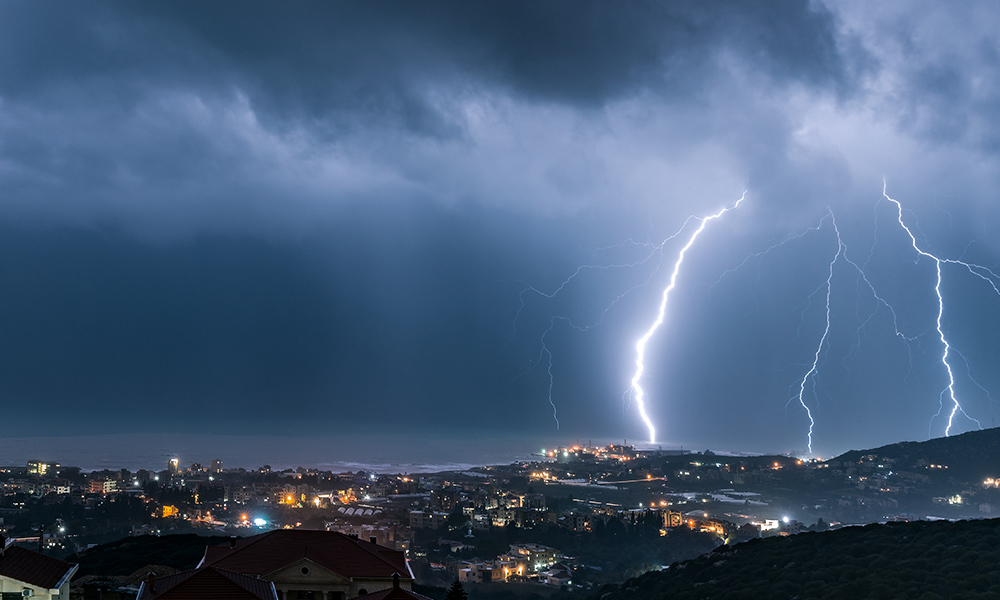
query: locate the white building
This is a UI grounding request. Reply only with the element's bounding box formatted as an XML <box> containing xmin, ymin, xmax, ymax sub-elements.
<box><xmin>0</xmin><ymin>536</ymin><xmax>77</xmax><ymax>600</ymax></box>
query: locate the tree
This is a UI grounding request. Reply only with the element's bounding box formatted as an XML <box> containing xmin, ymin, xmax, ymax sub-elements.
<box><xmin>445</xmin><ymin>506</ymin><xmax>469</xmax><ymax>531</ymax></box>
<box><xmin>444</xmin><ymin>579</ymin><xmax>468</xmax><ymax>600</ymax></box>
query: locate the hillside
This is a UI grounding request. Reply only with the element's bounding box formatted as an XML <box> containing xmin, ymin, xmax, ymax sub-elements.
<box><xmin>836</xmin><ymin>427</ymin><xmax>1000</xmax><ymax>483</ymax></box>
<box><xmin>589</xmin><ymin>518</ymin><xmax>1000</xmax><ymax>600</ymax></box>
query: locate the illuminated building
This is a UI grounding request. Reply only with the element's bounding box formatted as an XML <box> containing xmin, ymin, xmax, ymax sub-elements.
<box><xmin>429</xmin><ymin>489</ymin><xmax>461</xmax><ymax>511</ymax></box>
<box><xmin>662</xmin><ymin>510</ymin><xmax>683</xmax><ymax>528</ymax></box>
<box><xmin>407</xmin><ymin>510</ymin><xmax>448</xmax><ymax>530</ymax></box>
<box><xmin>562</xmin><ymin>512</ymin><xmax>589</xmax><ymax>532</ymax></box>
<box><xmin>27</xmin><ymin>461</ymin><xmax>60</xmax><ymax>477</ymax></box>
<box><xmin>540</xmin><ymin>564</ymin><xmax>572</xmax><ymax>587</ymax></box>
<box><xmin>135</xmin><ymin>469</ymin><xmax>154</xmax><ymax>485</ymax></box>
<box><xmin>88</xmin><ymin>479</ymin><xmax>118</xmax><ymax>495</ymax></box>
<box><xmin>508</xmin><ymin>543</ymin><xmax>558</xmax><ymax>570</ymax></box>
<box><xmin>752</xmin><ymin>519</ymin><xmax>780</xmax><ymax>532</ymax></box>
<box><xmin>168</xmin><ymin>458</ymin><xmax>180</xmax><ymax>475</ymax></box>
<box><xmin>457</xmin><ymin>563</ymin><xmax>498</xmax><ymax>584</ymax></box>
<box><xmin>520</xmin><ymin>493</ymin><xmax>546</xmax><ymax>509</ymax></box>
<box><xmin>210</xmin><ymin>459</ymin><xmax>224</xmax><ymax>474</ymax></box>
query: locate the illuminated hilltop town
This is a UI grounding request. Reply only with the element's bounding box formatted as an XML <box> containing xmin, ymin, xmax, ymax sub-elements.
<box><xmin>2</xmin><ymin>439</ymin><xmax>997</xmax><ymax>595</ymax></box>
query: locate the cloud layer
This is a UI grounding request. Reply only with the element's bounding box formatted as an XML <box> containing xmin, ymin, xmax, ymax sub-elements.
<box><xmin>2</xmin><ymin>1</ymin><xmax>1000</xmax><ymax>455</ymax></box>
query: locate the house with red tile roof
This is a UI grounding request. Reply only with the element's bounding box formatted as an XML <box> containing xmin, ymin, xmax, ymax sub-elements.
<box><xmin>0</xmin><ymin>535</ymin><xmax>78</xmax><ymax>599</ymax></box>
<box><xmin>351</xmin><ymin>574</ymin><xmax>433</xmax><ymax>600</ymax></box>
<box><xmin>137</xmin><ymin>566</ymin><xmax>278</xmax><ymax>600</ymax></box>
<box><xmin>198</xmin><ymin>531</ymin><xmax>413</xmax><ymax>600</ymax></box>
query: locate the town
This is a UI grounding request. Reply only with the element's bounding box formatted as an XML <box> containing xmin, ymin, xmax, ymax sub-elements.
<box><xmin>3</xmin><ymin>431</ymin><xmax>1000</xmax><ymax>597</ymax></box>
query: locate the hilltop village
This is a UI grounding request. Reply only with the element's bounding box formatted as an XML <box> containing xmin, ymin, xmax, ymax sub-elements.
<box><xmin>3</xmin><ymin>430</ymin><xmax>1000</xmax><ymax>595</ymax></box>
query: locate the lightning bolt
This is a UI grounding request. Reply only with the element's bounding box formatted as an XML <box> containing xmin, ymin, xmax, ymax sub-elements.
<box><xmin>514</xmin><ymin>314</ymin><xmax>557</xmax><ymax>427</ymax></box>
<box><xmin>784</xmin><ymin>207</ymin><xmax>925</xmax><ymax>454</ymax></box>
<box><xmin>784</xmin><ymin>188</ymin><xmax>999</xmax><ymax>452</ymax></box>
<box><xmin>533</xmin><ymin>319</ymin><xmax>560</xmax><ymax>429</ymax></box>
<box><xmin>881</xmin><ymin>181</ymin><xmax>997</xmax><ymax>435</ymax></box>
<box><xmin>515</xmin><ymin>183</ymin><xmax>997</xmax><ymax>449</ymax></box>
<box><xmin>786</xmin><ymin>210</ymin><xmax>842</xmax><ymax>455</ymax></box>
<box><xmin>629</xmin><ymin>191</ymin><xmax>746</xmax><ymax>443</ymax></box>
<box><xmin>696</xmin><ymin>210</ymin><xmax>858</xmax><ymax>453</ymax></box>
<box><xmin>514</xmin><ymin>216</ymin><xmax>716</xmax><ymax>429</ymax></box>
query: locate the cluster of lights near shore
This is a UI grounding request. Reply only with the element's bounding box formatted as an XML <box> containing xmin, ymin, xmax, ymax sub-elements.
<box><xmin>238</xmin><ymin>514</ymin><xmax>268</xmax><ymax>528</ymax></box>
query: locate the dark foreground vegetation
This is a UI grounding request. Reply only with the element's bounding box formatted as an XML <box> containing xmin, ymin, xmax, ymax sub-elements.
<box><xmin>591</xmin><ymin>518</ymin><xmax>1000</xmax><ymax>600</ymax></box>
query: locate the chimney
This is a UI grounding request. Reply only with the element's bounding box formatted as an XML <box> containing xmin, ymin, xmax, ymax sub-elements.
<box><xmin>229</xmin><ymin>536</ymin><xmax>238</xmax><ymax>549</ymax></box>
<box><xmin>370</xmin><ymin>536</ymin><xmax>377</xmax><ymax>545</ymax></box>
<box><xmin>392</xmin><ymin>573</ymin><xmax>400</xmax><ymax>590</ymax></box>
<box><xmin>0</xmin><ymin>533</ymin><xmax>5</xmax><ymax>553</ymax></box>
<box><xmin>147</xmin><ymin>572</ymin><xmax>156</xmax><ymax>594</ymax></box>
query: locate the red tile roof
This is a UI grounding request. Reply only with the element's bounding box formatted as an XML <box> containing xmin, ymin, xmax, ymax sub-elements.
<box><xmin>201</xmin><ymin>531</ymin><xmax>410</xmax><ymax>581</ymax></box>
<box><xmin>352</xmin><ymin>587</ymin><xmax>434</xmax><ymax>600</ymax></box>
<box><xmin>351</xmin><ymin>573</ymin><xmax>432</xmax><ymax>600</ymax></box>
<box><xmin>0</xmin><ymin>546</ymin><xmax>77</xmax><ymax>589</ymax></box>
<box><xmin>137</xmin><ymin>566</ymin><xmax>277</xmax><ymax>600</ymax></box>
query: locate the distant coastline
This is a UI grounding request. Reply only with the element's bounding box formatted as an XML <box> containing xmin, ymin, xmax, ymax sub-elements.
<box><xmin>0</xmin><ymin>431</ymin><xmax>755</xmax><ymax>473</ymax></box>
<box><xmin>0</xmin><ymin>431</ymin><xmax>553</xmax><ymax>473</ymax></box>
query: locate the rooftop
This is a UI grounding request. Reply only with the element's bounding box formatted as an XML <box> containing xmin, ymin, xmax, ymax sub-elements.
<box><xmin>200</xmin><ymin>530</ymin><xmax>411</xmax><ymax>580</ymax></box>
<box><xmin>0</xmin><ymin>545</ymin><xmax>77</xmax><ymax>590</ymax></box>
<box><xmin>137</xmin><ymin>566</ymin><xmax>277</xmax><ymax>600</ymax></box>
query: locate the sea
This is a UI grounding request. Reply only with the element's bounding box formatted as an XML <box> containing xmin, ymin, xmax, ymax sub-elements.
<box><xmin>0</xmin><ymin>431</ymin><xmax>634</xmax><ymax>474</ymax></box>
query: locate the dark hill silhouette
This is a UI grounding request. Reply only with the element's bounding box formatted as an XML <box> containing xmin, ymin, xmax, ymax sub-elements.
<box><xmin>836</xmin><ymin>427</ymin><xmax>1000</xmax><ymax>482</ymax></box>
<box><xmin>590</xmin><ymin>517</ymin><xmax>1000</xmax><ymax>600</ymax></box>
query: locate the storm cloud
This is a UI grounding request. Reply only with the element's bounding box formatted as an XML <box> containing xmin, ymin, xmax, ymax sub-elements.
<box><xmin>1</xmin><ymin>1</ymin><xmax>999</xmax><ymax>456</ymax></box>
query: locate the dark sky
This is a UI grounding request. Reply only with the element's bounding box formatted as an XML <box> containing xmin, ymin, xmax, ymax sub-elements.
<box><xmin>2</xmin><ymin>1</ymin><xmax>1000</xmax><ymax>456</ymax></box>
